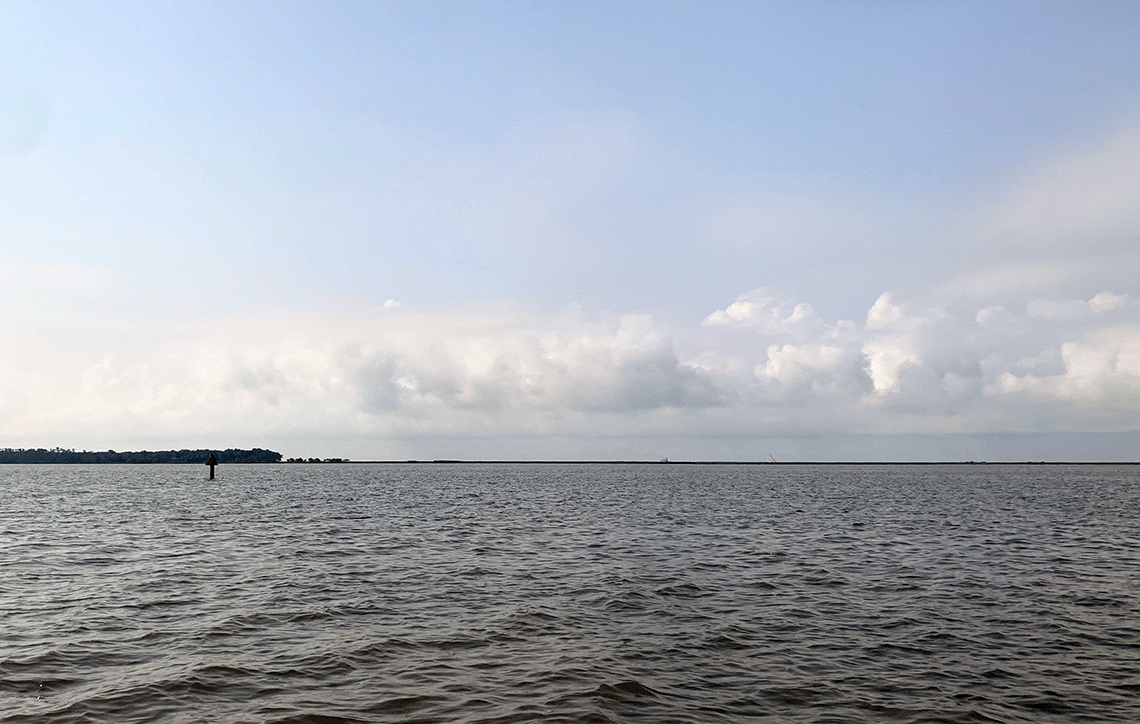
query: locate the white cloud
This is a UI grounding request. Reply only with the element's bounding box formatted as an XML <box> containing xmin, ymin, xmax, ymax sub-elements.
<box><xmin>710</xmin><ymin>287</ymin><xmax>1140</xmax><ymax>433</ymax></box>
<box><xmin>756</xmin><ymin>343</ymin><xmax>870</xmax><ymax>399</ymax></box>
<box><xmin>1088</xmin><ymin>291</ymin><xmax>1131</xmax><ymax>313</ymax></box>
<box><xmin>862</xmin><ymin>341</ymin><xmax>919</xmax><ymax>396</ymax></box>
<box><xmin>1027</xmin><ymin>291</ymin><xmax>1133</xmax><ymax>320</ymax></box>
<box><xmin>975</xmin><ymin>305</ymin><xmax>1014</xmax><ymax>327</ymax></box>
<box><xmin>865</xmin><ymin>292</ymin><xmax>906</xmax><ymax>331</ymax></box>
<box><xmin>702</xmin><ymin>288</ymin><xmax>830</xmax><ymax>341</ymax></box>
<box><xmin>987</xmin><ymin>326</ymin><xmax>1140</xmax><ymax>411</ymax></box>
<box><xmin>0</xmin><ymin>310</ymin><xmax>731</xmax><ymax>444</ymax></box>
<box><xmin>1</xmin><ymin>285</ymin><xmax>1138</xmax><ymax>454</ymax></box>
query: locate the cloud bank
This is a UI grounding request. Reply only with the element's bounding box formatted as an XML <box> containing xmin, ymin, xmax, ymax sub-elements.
<box><xmin>2</xmin><ymin>286</ymin><xmax>1136</xmax><ymax>459</ymax></box>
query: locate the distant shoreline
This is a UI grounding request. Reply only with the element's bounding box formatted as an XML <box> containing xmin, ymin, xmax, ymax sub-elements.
<box><xmin>323</xmin><ymin>459</ymin><xmax>1139</xmax><ymax>465</ymax></box>
<box><xmin>0</xmin><ymin>448</ymin><xmax>282</xmax><ymax>464</ymax></box>
<box><xmin>2</xmin><ymin>457</ymin><xmax>1135</xmax><ymax>465</ymax></box>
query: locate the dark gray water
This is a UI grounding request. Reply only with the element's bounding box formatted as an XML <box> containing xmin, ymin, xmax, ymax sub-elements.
<box><xmin>2</xmin><ymin>463</ymin><xmax>1138</xmax><ymax>723</ymax></box>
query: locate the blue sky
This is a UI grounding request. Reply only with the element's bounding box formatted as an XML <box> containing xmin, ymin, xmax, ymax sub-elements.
<box><xmin>3</xmin><ymin>1</ymin><xmax>1140</xmax><ymax>460</ymax></box>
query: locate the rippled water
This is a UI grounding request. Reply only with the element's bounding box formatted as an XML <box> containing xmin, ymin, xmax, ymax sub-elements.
<box><xmin>2</xmin><ymin>463</ymin><xmax>1139</xmax><ymax>723</ymax></box>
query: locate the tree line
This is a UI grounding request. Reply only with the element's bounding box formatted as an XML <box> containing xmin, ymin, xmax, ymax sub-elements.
<box><xmin>0</xmin><ymin>448</ymin><xmax>283</xmax><ymax>464</ymax></box>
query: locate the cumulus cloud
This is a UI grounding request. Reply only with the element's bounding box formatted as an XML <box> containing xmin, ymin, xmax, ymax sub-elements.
<box><xmin>987</xmin><ymin>326</ymin><xmax>1140</xmax><ymax>409</ymax></box>
<box><xmin>2</xmin><ymin>286</ymin><xmax>1138</xmax><ymax>454</ymax></box>
<box><xmin>0</xmin><ymin>310</ymin><xmax>731</xmax><ymax>446</ymax></box>
<box><xmin>1088</xmin><ymin>291</ymin><xmax>1131</xmax><ymax>313</ymax></box>
<box><xmin>357</xmin><ymin>314</ymin><xmax>726</xmax><ymax>415</ymax></box>
<box><xmin>701</xmin><ymin>287</ymin><xmax>1140</xmax><ymax>433</ymax></box>
<box><xmin>755</xmin><ymin>343</ymin><xmax>871</xmax><ymax>401</ymax></box>
<box><xmin>702</xmin><ymin>288</ymin><xmax>830</xmax><ymax>341</ymax></box>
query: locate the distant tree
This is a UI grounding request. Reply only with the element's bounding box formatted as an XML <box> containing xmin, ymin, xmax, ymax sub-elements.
<box><xmin>0</xmin><ymin>448</ymin><xmax>283</xmax><ymax>464</ymax></box>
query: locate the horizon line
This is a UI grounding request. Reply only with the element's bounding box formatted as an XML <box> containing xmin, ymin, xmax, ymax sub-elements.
<box><xmin>294</xmin><ymin>459</ymin><xmax>1139</xmax><ymax>465</ymax></box>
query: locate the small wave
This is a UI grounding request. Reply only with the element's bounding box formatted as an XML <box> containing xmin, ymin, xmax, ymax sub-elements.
<box><xmin>863</xmin><ymin>642</ymin><xmax>934</xmax><ymax>656</ymax></box>
<box><xmin>265</xmin><ymin>714</ymin><xmax>367</xmax><ymax>724</ymax></box>
<box><xmin>426</xmin><ymin>637</ymin><xmax>491</xmax><ymax>651</ymax></box>
<box><xmin>363</xmin><ymin>694</ymin><xmax>447</xmax><ymax>714</ymax></box>
<box><xmin>1015</xmin><ymin>695</ymin><xmax>1071</xmax><ymax>714</ymax></box>
<box><xmin>759</xmin><ymin>684</ymin><xmax>838</xmax><ymax>706</ymax></box>
<box><xmin>702</xmin><ymin>635</ymin><xmax>751</xmax><ymax>651</ymax></box>
<box><xmin>0</xmin><ymin>676</ymin><xmax>81</xmax><ymax>694</ymax></box>
<box><xmin>457</xmin><ymin>566</ymin><xmax>501</xmax><ymax>576</ymax></box>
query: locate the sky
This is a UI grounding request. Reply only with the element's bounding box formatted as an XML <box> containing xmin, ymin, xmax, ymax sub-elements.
<box><xmin>2</xmin><ymin>1</ymin><xmax>1139</xmax><ymax>461</ymax></box>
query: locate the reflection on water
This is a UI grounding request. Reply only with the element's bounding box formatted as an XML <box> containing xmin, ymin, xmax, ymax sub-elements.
<box><xmin>2</xmin><ymin>463</ymin><xmax>1138</xmax><ymax>723</ymax></box>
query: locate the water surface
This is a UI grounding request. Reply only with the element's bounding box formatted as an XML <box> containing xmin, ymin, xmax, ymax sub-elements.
<box><xmin>2</xmin><ymin>463</ymin><xmax>1138</xmax><ymax>723</ymax></box>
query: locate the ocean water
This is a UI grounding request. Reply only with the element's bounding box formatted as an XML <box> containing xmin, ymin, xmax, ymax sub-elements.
<box><xmin>1</xmin><ymin>462</ymin><xmax>1138</xmax><ymax>723</ymax></box>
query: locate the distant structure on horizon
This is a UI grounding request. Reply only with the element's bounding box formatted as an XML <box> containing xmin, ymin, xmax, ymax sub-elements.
<box><xmin>284</xmin><ymin>457</ymin><xmax>349</xmax><ymax>463</ymax></box>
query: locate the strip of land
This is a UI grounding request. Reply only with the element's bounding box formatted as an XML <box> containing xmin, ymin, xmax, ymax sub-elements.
<box><xmin>1</xmin><ymin>449</ymin><xmax>1132</xmax><ymax>464</ymax></box>
<box><xmin>0</xmin><ymin>448</ymin><xmax>282</xmax><ymax>464</ymax></box>
<box><xmin>349</xmin><ymin>459</ymin><xmax>1137</xmax><ymax>465</ymax></box>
